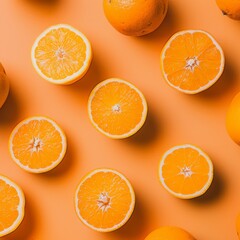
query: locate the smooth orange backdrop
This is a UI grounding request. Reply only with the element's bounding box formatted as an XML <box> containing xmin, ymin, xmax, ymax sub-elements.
<box><xmin>1</xmin><ymin>0</ymin><xmax>240</xmax><ymax>239</ymax></box>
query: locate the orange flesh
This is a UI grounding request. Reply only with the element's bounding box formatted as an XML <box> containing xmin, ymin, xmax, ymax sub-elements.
<box><xmin>77</xmin><ymin>171</ymin><xmax>132</xmax><ymax>229</ymax></box>
<box><xmin>0</xmin><ymin>180</ymin><xmax>20</xmax><ymax>231</ymax></box>
<box><xmin>162</xmin><ymin>32</ymin><xmax>222</xmax><ymax>91</ymax></box>
<box><xmin>90</xmin><ymin>82</ymin><xmax>144</xmax><ymax>135</ymax></box>
<box><xmin>34</xmin><ymin>27</ymin><xmax>87</xmax><ymax>80</ymax></box>
<box><xmin>11</xmin><ymin>119</ymin><xmax>63</xmax><ymax>169</ymax></box>
<box><xmin>162</xmin><ymin>147</ymin><xmax>210</xmax><ymax>195</ymax></box>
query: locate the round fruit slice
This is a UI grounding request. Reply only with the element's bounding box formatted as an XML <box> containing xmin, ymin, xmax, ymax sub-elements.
<box><xmin>88</xmin><ymin>78</ymin><xmax>148</xmax><ymax>139</ymax></box>
<box><xmin>31</xmin><ymin>24</ymin><xmax>92</xmax><ymax>85</ymax></box>
<box><xmin>144</xmin><ymin>226</ymin><xmax>196</xmax><ymax>240</ymax></box>
<box><xmin>0</xmin><ymin>175</ymin><xmax>25</xmax><ymax>237</ymax></box>
<box><xmin>9</xmin><ymin>116</ymin><xmax>67</xmax><ymax>173</ymax></box>
<box><xmin>160</xmin><ymin>30</ymin><xmax>225</xmax><ymax>94</ymax></box>
<box><xmin>75</xmin><ymin>168</ymin><xmax>135</xmax><ymax>232</ymax></box>
<box><xmin>159</xmin><ymin>144</ymin><xmax>213</xmax><ymax>199</ymax></box>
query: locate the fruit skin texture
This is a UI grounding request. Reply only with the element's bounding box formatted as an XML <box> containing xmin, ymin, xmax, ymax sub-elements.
<box><xmin>226</xmin><ymin>92</ymin><xmax>240</xmax><ymax>144</ymax></box>
<box><xmin>216</xmin><ymin>0</ymin><xmax>240</xmax><ymax>20</ymax></box>
<box><xmin>144</xmin><ymin>226</ymin><xmax>196</xmax><ymax>240</ymax></box>
<box><xmin>103</xmin><ymin>0</ymin><xmax>168</xmax><ymax>36</ymax></box>
<box><xmin>0</xmin><ymin>63</ymin><xmax>9</xmax><ymax>109</ymax></box>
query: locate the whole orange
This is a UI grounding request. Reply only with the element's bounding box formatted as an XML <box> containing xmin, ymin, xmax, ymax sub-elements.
<box><xmin>144</xmin><ymin>226</ymin><xmax>196</xmax><ymax>240</ymax></box>
<box><xmin>226</xmin><ymin>92</ymin><xmax>240</xmax><ymax>144</ymax></box>
<box><xmin>0</xmin><ymin>63</ymin><xmax>9</xmax><ymax>109</ymax></box>
<box><xmin>216</xmin><ymin>0</ymin><xmax>240</xmax><ymax>20</ymax></box>
<box><xmin>103</xmin><ymin>0</ymin><xmax>168</xmax><ymax>36</ymax></box>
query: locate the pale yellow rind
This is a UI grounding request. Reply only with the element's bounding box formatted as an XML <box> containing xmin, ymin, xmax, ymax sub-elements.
<box><xmin>75</xmin><ymin>168</ymin><xmax>135</xmax><ymax>232</ymax></box>
<box><xmin>158</xmin><ymin>144</ymin><xmax>214</xmax><ymax>199</ymax></box>
<box><xmin>88</xmin><ymin>78</ymin><xmax>148</xmax><ymax>139</ymax></box>
<box><xmin>9</xmin><ymin>116</ymin><xmax>67</xmax><ymax>173</ymax></box>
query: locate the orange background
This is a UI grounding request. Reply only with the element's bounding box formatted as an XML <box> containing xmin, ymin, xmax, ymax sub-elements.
<box><xmin>1</xmin><ymin>0</ymin><xmax>240</xmax><ymax>239</ymax></box>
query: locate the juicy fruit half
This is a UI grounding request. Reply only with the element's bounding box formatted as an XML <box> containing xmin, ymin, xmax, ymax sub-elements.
<box><xmin>103</xmin><ymin>0</ymin><xmax>168</xmax><ymax>36</ymax></box>
<box><xmin>159</xmin><ymin>144</ymin><xmax>213</xmax><ymax>199</ymax></box>
<box><xmin>160</xmin><ymin>30</ymin><xmax>225</xmax><ymax>94</ymax></box>
<box><xmin>9</xmin><ymin>116</ymin><xmax>67</xmax><ymax>173</ymax></box>
<box><xmin>216</xmin><ymin>0</ymin><xmax>240</xmax><ymax>20</ymax></box>
<box><xmin>0</xmin><ymin>63</ymin><xmax>9</xmax><ymax>108</ymax></box>
<box><xmin>144</xmin><ymin>226</ymin><xmax>196</xmax><ymax>240</ymax></box>
<box><xmin>31</xmin><ymin>24</ymin><xmax>92</xmax><ymax>85</ymax></box>
<box><xmin>88</xmin><ymin>78</ymin><xmax>148</xmax><ymax>139</ymax></box>
<box><xmin>75</xmin><ymin>168</ymin><xmax>135</xmax><ymax>232</ymax></box>
<box><xmin>0</xmin><ymin>175</ymin><xmax>25</xmax><ymax>237</ymax></box>
<box><xmin>226</xmin><ymin>92</ymin><xmax>240</xmax><ymax>144</ymax></box>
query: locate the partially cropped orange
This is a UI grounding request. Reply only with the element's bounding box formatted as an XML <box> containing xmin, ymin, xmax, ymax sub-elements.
<box><xmin>0</xmin><ymin>175</ymin><xmax>25</xmax><ymax>237</ymax></box>
<box><xmin>159</xmin><ymin>144</ymin><xmax>213</xmax><ymax>199</ymax></box>
<box><xmin>0</xmin><ymin>63</ymin><xmax>9</xmax><ymax>109</ymax></box>
<box><xmin>88</xmin><ymin>78</ymin><xmax>148</xmax><ymax>139</ymax></box>
<box><xmin>236</xmin><ymin>213</ymin><xmax>240</xmax><ymax>238</ymax></box>
<box><xmin>9</xmin><ymin>116</ymin><xmax>67</xmax><ymax>173</ymax></box>
<box><xmin>216</xmin><ymin>0</ymin><xmax>240</xmax><ymax>20</ymax></box>
<box><xmin>75</xmin><ymin>168</ymin><xmax>135</xmax><ymax>232</ymax></box>
<box><xmin>144</xmin><ymin>226</ymin><xmax>196</xmax><ymax>240</ymax></box>
<box><xmin>226</xmin><ymin>92</ymin><xmax>240</xmax><ymax>144</ymax></box>
<box><xmin>103</xmin><ymin>0</ymin><xmax>168</xmax><ymax>36</ymax></box>
<box><xmin>31</xmin><ymin>24</ymin><xmax>92</xmax><ymax>85</ymax></box>
<box><xmin>160</xmin><ymin>30</ymin><xmax>225</xmax><ymax>94</ymax></box>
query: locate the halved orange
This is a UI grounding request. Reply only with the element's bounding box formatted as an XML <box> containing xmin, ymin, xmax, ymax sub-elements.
<box><xmin>9</xmin><ymin>116</ymin><xmax>67</xmax><ymax>173</ymax></box>
<box><xmin>75</xmin><ymin>168</ymin><xmax>135</xmax><ymax>232</ymax></box>
<box><xmin>88</xmin><ymin>78</ymin><xmax>148</xmax><ymax>139</ymax></box>
<box><xmin>160</xmin><ymin>30</ymin><xmax>225</xmax><ymax>94</ymax></box>
<box><xmin>159</xmin><ymin>144</ymin><xmax>213</xmax><ymax>199</ymax></box>
<box><xmin>0</xmin><ymin>175</ymin><xmax>25</xmax><ymax>237</ymax></box>
<box><xmin>31</xmin><ymin>24</ymin><xmax>92</xmax><ymax>85</ymax></box>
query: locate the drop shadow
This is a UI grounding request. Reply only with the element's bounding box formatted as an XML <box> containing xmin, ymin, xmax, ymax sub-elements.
<box><xmin>124</xmin><ymin>106</ymin><xmax>160</xmax><ymax>146</ymax></box>
<box><xmin>108</xmin><ymin>190</ymin><xmax>148</xmax><ymax>238</ymax></box>
<box><xmin>42</xmin><ymin>135</ymin><xmax>76</xmax><ymax>178</ymax></box>
<box><xmin>190</xmin><ymin>166</ymin><xmax>226</xmax><ymax>204</ymax></box>
<box><xmin>24</xmin><ymin>0</ymin><xmax>60</xmax><ymax>7</ymax></box>
<box><xmin>0</xmin><ymin>81</ymin><xmax>20</xmax><ymax>125</ymax></box>
<box><xmin>194</xmin><ymin>53</ymin><xmax>238</xmax><ymax>99</ymax></box>
<box><xmin>2</xmin><ymin>191</ymin><xmax>36</xmax><ymax>240</ymax></box>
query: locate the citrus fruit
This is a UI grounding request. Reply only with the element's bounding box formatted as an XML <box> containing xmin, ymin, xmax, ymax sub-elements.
<box><xmin>144</xmin><ymin>226</ymin><xmax>196</xmax><ymax>240</ymax></box>
<box><xmin>236</xmin><ymin>213</ymin><xmax>240</xmax><ymax>238</ymax></box>
<box><xmin>0</xmin><ymin>175</ymin><xmax>25</xmax><ymax>237</ymax></box>
<box><xmin>226</xmin><ymin>92</ymin><xmax>240</xmax><ymax>144</ymax></box>
<box><xmin>216</xmin><ymin>0</ymin><xmax>240</xmax><ymax>20</ymax></box>
<box><xmin>75</xmin><ymin>168</ymin><xmax>135</xmax><ymax>232</ymax></box>
<box><xmin>88</xmin><ymin>78</ymin><xmax>148</xmax><ymax>139</ymax></box>
<box><xmin>103</xmin><ymin>0</ymin><xmax>168</xmax><ymax>36</ymax></box>
<box><xmin>158</xmin><ymin>144</ymin><xmax>213</xmax><ymax>199</ymax></box>
<box><xmin>31</xmin><ymin>24</ymin><xmax>92</xmax><ymax>85</ymax></box>
<box><xmin>9</xmin><ymin>116</ymin><xmax>67</xmax><ymax>173</ymax></box>
<box><xmin>0</xmin><ymin>63</ymin><xmax>9</xmax><ymax>109</ymax></box>
<box><xmin>160</xmin><ymin>30</ymin><xmax>225</xmax><ymax>94</ymax></box>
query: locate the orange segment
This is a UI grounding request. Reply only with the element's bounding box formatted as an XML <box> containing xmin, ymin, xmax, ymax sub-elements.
<box><xmin>9</xmin><ymin>116</ymin><xmax>67</xmax><ymax>173</ymax></box>
<box><xmin>31</xmin><ymin>24</ymin><xmax>92</xmax><ymax>85</ymax></box>
<box><xmin>0</xmin><ymin>175</ymin><xmax>25</xmax><ymax>237</ymax></box>
<box><xmin>88</xmin><ymin>78</ymin><xmax>148</xmax><ymax>139</ymax></box>
<box><xmin>160</xmin><ymin>30</ymin><xmax>224</xmax><ymax>94</ymax></box>
<box><xmin>75</xmin><ymin>168</ymin><xmax>135</xmax><ymax>232</ymax></box>
<box><xmin>159</xmin><ymin>144</ymin><xmax>213</xmax><ymax>199</ymax></box>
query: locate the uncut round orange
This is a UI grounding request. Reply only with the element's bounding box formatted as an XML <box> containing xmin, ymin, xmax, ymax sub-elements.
<box><xmin>145</xmin><ymin>226</ymin><xmax>196</xmax><ymax>240</ymax></box>
<box><xmin>216</xmin><ymin>0</ymin><xmax>240</xmax><ymax>20</ymax></box>
<box><xmin>159</xmin><ymin>144</ymin><xmax>213</xmax><ymax>199</ymax></box>
<box><xmin>0</xmin><ymin>63</ymin><xmax>9</xmax><ymax>109</ymax></box>
<box><xmin>31</xmin><ymin>24</ymin><xmax>92</xmax><ymax>85</ymax></box>
<box><xmin>103</xmin><ymin>0</ymin><xmax>168</xmax><ymax>36</ymax></box>
<box><xmin>226</xmin><ymin>92</ymin><xmax>240</xmax><ymax>144</ymax></box>
<box><xmin>88</xmin><ymin>78</ymin><xmax>148</xmax><ymax>139</ymax></box>
<box><xmin>75</xmin><ymin>168</ymin><xmax>135</xmax><ymax>232</ymax></box>
<box><xmin>9</xmin><ymin>116</ymin><xmax>67</xmax><ymax>173</ymax></box>
<box><xmin>160</xmin><ymin>30</ymin><xmax>225</xmax><ymax>94</ymax></box>
<box><xmin>0</xmin><ymin>175</ymin><xmax>25</xmax><ymax>237</ymax></box>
